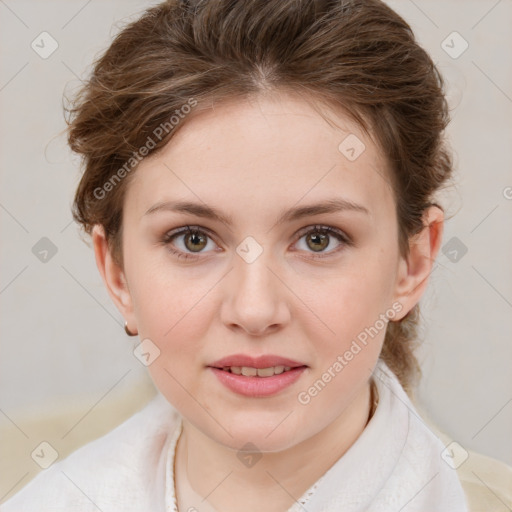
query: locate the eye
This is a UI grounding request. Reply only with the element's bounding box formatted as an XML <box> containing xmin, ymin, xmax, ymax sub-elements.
<box><xmin>162</xmin><ymin>224</ymin><xmax>352</xmax><ymax>262</ymax></box>
<box><xmin>293</xmin><ymin>224</ymin><xmax>352</xmax><ymax>258</ymax></box>
<box><xmin>162</xmin><ymin>225</ymin><xmax>218</xmax><ymax>261</ymax></box>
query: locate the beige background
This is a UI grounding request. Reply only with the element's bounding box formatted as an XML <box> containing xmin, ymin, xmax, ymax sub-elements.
<box><xmin>1</xmin><ymin>0</ymin><xmax>511</xmax><ymax>503</ymax></box>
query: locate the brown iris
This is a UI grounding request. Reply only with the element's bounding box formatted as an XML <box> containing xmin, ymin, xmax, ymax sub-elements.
<box><xmin>184</xmin><ymin>230</ymin><xmax>208</xmax><ymax>252</ymax></box>
<box><xmin>306</xmin><ymin>230</ymin><xmax>329</xmax><ymax>252</ymax></box>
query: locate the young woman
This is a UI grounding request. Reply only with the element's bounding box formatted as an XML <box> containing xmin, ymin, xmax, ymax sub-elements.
<box><xmin>1</xmin><ymin>0</ymin><xmax>469</xmax><ymax>510</ymax></box>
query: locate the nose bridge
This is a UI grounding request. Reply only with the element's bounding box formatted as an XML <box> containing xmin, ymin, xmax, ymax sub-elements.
<box><xmin>221</xmin><ymin>235</ymin><xmax>289</xmax><ymax>334</ymax></box>
<box><xmin>236</xmin><ymin>243</ymin><xmax>272</xmax><ymax>291</ymax></box>
<box><xmin>234</xmin><ymin>236</ymin><xmax>277</xmax><ymax>305</ymax></box>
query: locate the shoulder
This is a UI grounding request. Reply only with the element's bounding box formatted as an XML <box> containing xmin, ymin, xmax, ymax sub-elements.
<box><xmin>372</xmin><ymin>361</ymin><xmax>469</xmax><ymax>511</ymax></box>
<box><xmin>0</xmin><ymin>393</ymin><xmax>180</xmax><ymax>512</ymax></box>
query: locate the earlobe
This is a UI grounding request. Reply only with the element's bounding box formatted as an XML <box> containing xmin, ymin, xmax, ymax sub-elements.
<box><xmin>92</xmin><ymin>225</ymin><xmax>136</xmax><ymax>330</ymax></box>
<box><xmin>391</xmin><ymin>206</ymin><xmax>444</xmax><ymax>320</ymax></box>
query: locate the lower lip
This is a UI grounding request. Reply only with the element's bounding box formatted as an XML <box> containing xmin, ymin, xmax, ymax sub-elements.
<box><xmin>208</xmin><ymin>366</ymin><xmax>307</xmax><ymax>397</ymax></box>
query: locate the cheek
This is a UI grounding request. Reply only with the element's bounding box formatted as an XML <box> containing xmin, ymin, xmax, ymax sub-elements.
<box><xmin>126</xmin><ymin>243</ymin><xmax>201</xmax><ymax>331</ymax></box>
<box><xmin>129</xmin><ymin>266</ymin><xmax>213</xmax><ymax>410</ymax></box>
<box><xmin>297</xmin><ymin>245</ymin><xmax>398</xmax><ymax>374</ymax></box>
<box><xmin>133</xmin><ymin>277</ymin><xmax>209</xmax><ymax>346</ymax></box>
<box><xmin>309</xmin><ymin>250</ymin><xmax>397</xmax><ymax>329</ymax></box>
<box><xmin>294</xmin><ymin>265</ymin><xmax>392</xmax><ymax>415</ymax></box>
<box><xmin>124</xmin><ymin>250</ymin><xmax>211</xmax><ymax>397</ymax></box>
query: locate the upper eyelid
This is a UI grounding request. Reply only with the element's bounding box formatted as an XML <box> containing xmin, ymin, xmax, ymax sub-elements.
<box><xmin>165</xmin><ymin>225</ymin><xmax>219</xmax><ymax>243</ymax></box>
<box><xmin>296</xmin><ymin>224</ymin><xmax>349</xmax><ymax>239</ymax></box>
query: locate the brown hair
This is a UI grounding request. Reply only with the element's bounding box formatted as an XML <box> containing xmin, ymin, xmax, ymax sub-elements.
<box><xmin>65</xmin><ymin>0</ymin><xmax>453</xmax><ymax>395</ymax></box>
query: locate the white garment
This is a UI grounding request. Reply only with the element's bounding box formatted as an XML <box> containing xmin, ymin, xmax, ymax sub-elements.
<box><xmin>1</xmin><ymin>360</ymin><xmax>469</xmax><ymax>511</ymax></box>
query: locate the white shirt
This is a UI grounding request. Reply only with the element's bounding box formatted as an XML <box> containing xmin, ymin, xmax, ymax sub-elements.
<box><xmin>0</xmin><ymin>360</ymin><xmax>469</xmax><ymax>511</ymax></box>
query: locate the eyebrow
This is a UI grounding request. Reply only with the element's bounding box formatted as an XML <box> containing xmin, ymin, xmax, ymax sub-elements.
<box><xmin>143</xmin><ymin>197</ymin><xmax>369</xmax><ymax>227</ymax></box>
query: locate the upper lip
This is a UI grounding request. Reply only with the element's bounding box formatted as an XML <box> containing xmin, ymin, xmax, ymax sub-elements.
<box><xmin>208</xmin><ymin>354</ymin><xmax>307</xmax><ymax>369</ymax></box>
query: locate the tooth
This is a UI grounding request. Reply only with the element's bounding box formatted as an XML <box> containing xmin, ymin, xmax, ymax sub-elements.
<box><xmin>284</xmin><ymin>366</ymin><xmax>291</xmax><ymax>371</ymax></box>
<box><xmin>241</xmin><ymin>366</ymin><xmax>258</xmax><ymax>377</ymax></box>
<box><xmin>230</xmin><ymin>366</ymin><xmax>242</xmax><ymax>375</ymax></box>
<box><xmin>273</xmin><ymin>365</ymin><xmax>284</xmax><ymax>375</ymax></box>
<box><xmin>257</xmin><ymin>367</ymin><xmax>275</xmax><ymax>377</ymax></box>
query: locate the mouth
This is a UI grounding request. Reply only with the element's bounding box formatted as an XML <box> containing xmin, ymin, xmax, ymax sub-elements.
<box><xmin>213</xmin><ymin>365</ymin><xmax>307</xmax><ymax>377</ymax></box>
<box><xmin>207</xmin><ymin>354</ymin><xmax>308</xmax><ymax>397</ymax></box>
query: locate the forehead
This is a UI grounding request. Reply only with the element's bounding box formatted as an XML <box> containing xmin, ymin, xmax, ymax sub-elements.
<box><xmin>127</xmin><ymin>92</ymin><xmax>394</xmax><ymax>220</ymax></box>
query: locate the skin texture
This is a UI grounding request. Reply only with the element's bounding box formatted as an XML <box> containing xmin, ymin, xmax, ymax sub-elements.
<box><xmin>92</xmin><ymin>90</ymin><xmax>443</xmax><ymax>512</ymax></box>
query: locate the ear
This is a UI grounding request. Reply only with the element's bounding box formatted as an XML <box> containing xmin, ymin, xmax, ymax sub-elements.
<box><xmin>92</xmin><ymin>224</ymin><xmax>137</xmax><ymax>334</ymax></box>
<box><xmin>391</xmin><ymin>206</ymin><xmax>444</xmax><ymax>320</ymax></box>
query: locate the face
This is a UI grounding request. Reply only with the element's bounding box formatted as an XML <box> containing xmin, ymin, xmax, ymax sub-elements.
<box><xmin>97</xmin><ymin>91</ymin><xmax>429</xmax><ymax>452</ymax></box>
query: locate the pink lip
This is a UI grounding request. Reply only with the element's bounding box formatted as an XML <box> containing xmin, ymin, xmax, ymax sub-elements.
<box><xmin>207</xmin><ymin>354</ymin><xmax>309</xmax><ymax>397</ymax></box>
<box><xmin>208</xmin><ymin>366</ymin><xmax>307</xmax><ymax>397</ymax></box>
<box><xmin>208</xmin><ymin>354</ymin><xmax>306</xmax><ymax>369</ymax></box>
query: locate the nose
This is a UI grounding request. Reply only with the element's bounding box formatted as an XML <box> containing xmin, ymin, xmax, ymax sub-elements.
<box><xmin>220</xmin><ymin>248</ymin><xmax>291</xmax><ymax>336</ymax></box>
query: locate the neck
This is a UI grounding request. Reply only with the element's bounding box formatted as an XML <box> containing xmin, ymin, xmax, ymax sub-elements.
<box><xmin>175</xmin><ymin>380</ymin><xmax>374</xmax><ymax>512</ymax></box>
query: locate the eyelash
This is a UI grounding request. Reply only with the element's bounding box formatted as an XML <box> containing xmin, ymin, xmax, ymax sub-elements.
<box><xmin>161</xmin><ymin>224</ymin><xmax>353</xmax><ymax>262</ymax></box>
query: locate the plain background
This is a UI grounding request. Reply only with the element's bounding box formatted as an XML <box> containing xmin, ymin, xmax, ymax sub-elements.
<box><xmin>1</xmin><ymin>0</ymin><xmax>511</xmax><ymax>496</ymax></box>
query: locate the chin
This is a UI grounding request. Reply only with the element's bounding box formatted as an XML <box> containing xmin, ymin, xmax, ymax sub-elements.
<box><xmin>198</xmin><ymin>413</ymin><xmax>306</xmax><ymax>453</ymax></box>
